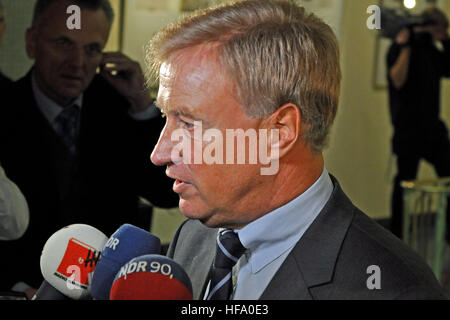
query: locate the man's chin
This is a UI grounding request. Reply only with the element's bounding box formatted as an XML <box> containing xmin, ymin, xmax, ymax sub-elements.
<box><xmin>50</xmin><ymin>87</ymin><xmax>84</xmax><ymax>105</ymax></box>
<box><xmin>178</xmin><ymin>200</ymin><xmax>203</xmax><ymax>220</ymax></box>
<box><xmin>59</xmin><ymin>87</ymin><xmax>85</xmax><ymax>99</ymax></box>
<box><xmin>58</xmin><ymin>79</ymin><xmax>90</xmax><ymax>98</ymax></box>
<box><xmin>178</xmin><ymin>200</ymin><xmax>216</xmax><ymax>227</ymax></box>
<box><xmin>178</xmin><ymin>200</ymin><xmax>240</xmax><ymax>229</ymax></box>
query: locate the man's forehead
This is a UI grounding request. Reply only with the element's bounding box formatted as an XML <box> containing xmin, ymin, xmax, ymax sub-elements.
<box><xmin>157</xmin><ymin>48</ymin><xmax>224</xmax><ymax>110</ymax></box>
<box><xmin>159</xmin><ymin>61</ymin><xmax>212</xmax><ymax>91</ymax></box>
<box><xmin>161</xmin><ymin>46</ymin><xmax>220</xmax><ymax>75</ymax></box>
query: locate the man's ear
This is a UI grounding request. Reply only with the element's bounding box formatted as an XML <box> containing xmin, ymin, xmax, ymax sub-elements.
<box><xmin>263</xmin><ymin>103</ymin><xmax>302</xmax><ymax>159</ymax></box>
<box><xmin>25</xmin><ymin>28</ymin><xmax>37</xmax><ymax>59</ymax></box>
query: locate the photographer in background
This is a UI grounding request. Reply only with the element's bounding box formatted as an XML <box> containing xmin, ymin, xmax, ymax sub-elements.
<box><xmin>387</xmin><ymin>7</ymin><xmax>450</xmax><ymax>240</ymax></box>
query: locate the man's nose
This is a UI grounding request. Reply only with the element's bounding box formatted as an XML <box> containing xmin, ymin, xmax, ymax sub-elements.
<box><xmin>151</xmin><ymin>122</ymin><xmax>175</xmax><ymax>167</ymax></box>
<box><xmin>68</xmin><ymin>47</ymin><xmax>86</xmax><ymax>68</ymax></box>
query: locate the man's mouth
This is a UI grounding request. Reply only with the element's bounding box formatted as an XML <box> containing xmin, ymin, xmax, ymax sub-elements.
<box><xmin>172</xmin><ymin>178</ymin><xmax>192</xmax><ymax>193</ymax></box>
<box><xmin>61</xmin><ymin>75</ymin><xmax>84</xmax><ymax>83</ymax></box>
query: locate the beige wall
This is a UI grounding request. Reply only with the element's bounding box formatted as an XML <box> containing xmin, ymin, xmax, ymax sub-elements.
<box><xmin>104</xmin><ymin>0</ymin><xmax>122</xmax><ymax>52</ymax></box>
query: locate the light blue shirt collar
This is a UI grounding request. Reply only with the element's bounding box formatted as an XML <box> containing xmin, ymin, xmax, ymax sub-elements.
<box><xmin>31</xmin><ymin>72</ymin><xmax>83</xmax><ymax>125</ymax></box>
<box><xmin>236</xmin><ymin>167</ymin><xmax>333</xmax><ymax>274</ymax></box>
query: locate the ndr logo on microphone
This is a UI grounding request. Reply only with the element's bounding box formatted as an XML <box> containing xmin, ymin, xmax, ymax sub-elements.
<box><xmin>53</xmin><ymin>237</ymin><xmax>101</xmax><ymax>290</ymax></box>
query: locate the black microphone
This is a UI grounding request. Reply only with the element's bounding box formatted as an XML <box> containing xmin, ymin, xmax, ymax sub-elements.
<box><xmin>33</xmin><ymin>281</ymin><xmax>69</xmax><ymax>300</ymax></box>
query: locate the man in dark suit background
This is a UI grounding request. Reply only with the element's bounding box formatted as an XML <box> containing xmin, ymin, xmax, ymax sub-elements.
<box><xmin>149</xmin><ymin>0</ymin><xmax>446</xmax><ymax>299</ymax></box>
<box><xmin>0</xmin><ymin>0</ymin><xmax>177</xmax><ymax>296</ymax></box>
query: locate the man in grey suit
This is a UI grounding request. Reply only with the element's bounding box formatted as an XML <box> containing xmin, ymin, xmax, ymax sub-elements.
<box><xmin>149</xmin><ymin>0</ymin><xmax>446</xmax><ymax>299</ymax></box>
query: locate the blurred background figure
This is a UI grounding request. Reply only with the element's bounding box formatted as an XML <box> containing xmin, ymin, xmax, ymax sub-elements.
<box><xmin>387</xmin><ymin>6</ymin><xmax>450</xmax><ymax>240</ymax></box>
<box><xmin>0</xmin><ymin>164</ymin><xmax>29</xmax><ymax>241</ymax></box>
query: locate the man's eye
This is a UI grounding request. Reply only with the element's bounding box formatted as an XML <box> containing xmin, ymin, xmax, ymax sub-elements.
<box><xmin>55</xmin><ymin>39</ymin><xmax>71</xmax><ymax>47</ymax></box>
<box><xmin>86</xmin><ymin>44</ymin><xmax>102</xmax><ymax>56</ymax></box>
<box><xmin>180</xmin><ymin>119</ymin><xmax>194</xmax><ymax>129</ymax></box>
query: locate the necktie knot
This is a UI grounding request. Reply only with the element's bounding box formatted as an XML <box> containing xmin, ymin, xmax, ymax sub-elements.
<box><xmin>55</xmin><ymin>104</ymin><xmax>80</xmax><ymax>154</ymax></box>
<box><xmin>204</xmin><ymin>229</ymin><xmax>246</xmax><ymax>300</ymax></box>
<box><xmin>214</xmin><ymin>230</ymin><xmax>246</xmax><ymax>269</ymax></box>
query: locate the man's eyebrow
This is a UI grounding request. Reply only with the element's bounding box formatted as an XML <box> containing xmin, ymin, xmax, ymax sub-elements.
<box><xmin>154</xmin><ymin>100</ymin><xmax>197</xmax><ymax>119</ymax></box>
<box><xmin>173</xmin><ymin>109</ymin><xmax>201</xmax><ymax>120</ymax></box>
<box><xmin>154</xmin><ymin>100</ymin><xmax>210</xmax><ymax>124</ymax></box>
<box><xmin>53</xmin><ymin>35</ymin><xmax>73</xmax><ymax>42</ymax></box>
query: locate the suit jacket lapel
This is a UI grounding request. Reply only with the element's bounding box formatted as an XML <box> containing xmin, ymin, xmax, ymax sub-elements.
<box><xmin>168</xmin><ymin>220</ymin><xmax>218</xmax><ymax>300</ymax></box>
<box><xmin>193</xmin><ymin>240</ymin><xmax>216</xmax><ymax>300</ymax></box>
<box><xmin>259</xmin><ymin>252</ymin><xmax>312</xmax><ymax>300</ymax></box>
<box><xmin>260</xmin><ymin>176</ymin><xmax>355</xmax><ymax>299</ymax></box>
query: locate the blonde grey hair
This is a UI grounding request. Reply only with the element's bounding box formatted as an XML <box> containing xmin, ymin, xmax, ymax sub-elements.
<box><xmin>147</xmin><ymin>0</ymin><xmax>341</xmax><ymax>153</ymax></box>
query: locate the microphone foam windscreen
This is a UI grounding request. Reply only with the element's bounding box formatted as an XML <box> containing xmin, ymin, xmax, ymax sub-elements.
<box><xmin>40</xmin><ymin>224</ymin><xmax>108</xmax><ymax>300</ymax></box>
<box><xmin>110</xmin><ymin>255</ymin><xmax>193</xmax><ymax>300</ymax></box>
<box><xmin>91</xmin><ymin>224</ymin><xmax>161</xmax><ymax>300</ymax></box>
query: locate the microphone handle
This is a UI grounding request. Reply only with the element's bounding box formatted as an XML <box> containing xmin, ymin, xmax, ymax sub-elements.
<box><xmin>32</xmin><ymin>280</ymin><xmax>70</xmax><ymax>300</ymax></box>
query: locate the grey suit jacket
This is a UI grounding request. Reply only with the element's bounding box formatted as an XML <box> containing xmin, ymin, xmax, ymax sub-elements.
<box><xmin>167</xmin><ymin>176</ymin><xmax>447</xmax><ymax>300</ymax></box>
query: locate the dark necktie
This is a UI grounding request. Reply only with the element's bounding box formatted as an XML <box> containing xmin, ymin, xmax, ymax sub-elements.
<box><xmin>55</xmin><ymin>104</ymin><xmax>80</xmax><ymax>155</ymax></box>
<box><xmin>205</xmin><ymin>229</ymin><xmax>246</xmax><ymax>300</ymax></box>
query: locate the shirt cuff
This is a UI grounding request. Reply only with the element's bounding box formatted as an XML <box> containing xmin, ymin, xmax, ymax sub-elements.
<box><xmin>128</xmin><ymin>104</ymin><xmax>161</xmax><ymax>121</ymax></box>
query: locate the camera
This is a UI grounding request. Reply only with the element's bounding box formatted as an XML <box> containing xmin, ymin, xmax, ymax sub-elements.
<box><xmin>380</xmin><ymin>7</ymin><xmax>436</xmax><ymax>40</ymax></box>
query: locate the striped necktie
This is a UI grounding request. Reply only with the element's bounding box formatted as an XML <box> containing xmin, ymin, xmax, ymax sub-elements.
<box><xmin>205</xmin><ymin>229</ymin><xmax>246</xmax><ymax>300</ymax></box>
<box><xmin>55</xmin><ymin>104</ymin><xmax>80</xmax><ymax>155</ymax></box>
